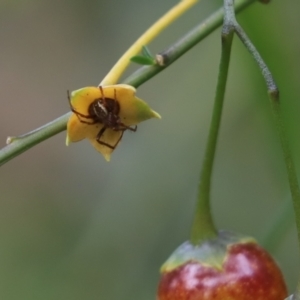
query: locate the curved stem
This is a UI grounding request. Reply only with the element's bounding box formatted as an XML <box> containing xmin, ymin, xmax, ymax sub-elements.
<box><xmin>225</xmin><ymin>1</ymin><xmax>300</xmax><ymax>298</ymax></box>
<box><xmin>234</xmin><ymin>24</ymin><xmax>276</xmax><ymax>91</ymax></box>
<box><xmin>260</xmin><ymin>196</ymin><xmax>293</xmax><ymax>252</ymax></box>
<box><xmin>233</xmin><ymin>27</ymin><xmax>300</xmax><ymax>234</ymax></box>
<box><xmin>190</xmin><ymin>1</ymin><xmax>234</xmax><ymax>245</ymax></box>
<box><xmin>0</xmin><ymin>0</ymin><xmax>258</xmax><ymax>167</ymax></box>
<box><xmin>100</xmin><ymin>0</ymin><xmax>198</xmax><ymax>86</ymax></box>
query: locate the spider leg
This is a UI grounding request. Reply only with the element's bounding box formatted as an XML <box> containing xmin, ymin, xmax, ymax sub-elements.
<box><xmin>71</xmin><ymin>109</ymin><xmax>98</xmax><ymax>122</ymax></box>
<box><xmin>68</xmin><ymin>90</ymin><xmax>95</xmax><ymax>120</ymax></box>
<box><xmin>114</xmin><ymin>88</ymin><xmax>117</xmax><ymax>100</ymax></box>
<box><xmin>128</xmin><ymin>125</ymin><xmax>137</xmax><ymax>132</ymax></box>
<box><xmin>96</xmin><ymin>127</ymin><xmax>107</xmax><ymax>142</ymax></box>
<box><xmin>70</xmin><ymin>107</ymin><xmax>95</xmax><ymax>120</ymax></box>
<box><xmin>117</xmin><ymin>123</ymin><xmax>137</xmax><ymax>132</ymax></box>
<box><xmin>99</xmin><ymin>86</ymin><xmax>104</xmax><ymax>100</ymax></box>
<box><xmin>76</xmin><ymin>118</ymin><xmax>99</xmax><ymax>125</ymax></box>
<box><xmin>96</xmin><ymin>127</ymin><xmax>124</xmax><ymax>150</ymax></box>
<box><xmin>71</xmin><ymin>108</ymin><xmax>99</xmax><ymax>124</ymax></box>
<box><xmin>96</xmin><ymin>127</ymin><xmax>114</xmax><ymax>149</ymax></box>
<box><xmin>112</xmin><ymin>130</ymin><xmax>124</xmax><ymax>149</ymax></box>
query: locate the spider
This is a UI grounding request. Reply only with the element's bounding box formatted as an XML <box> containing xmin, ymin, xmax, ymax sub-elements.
<box><xmin>68</xmin><ymin>86</ymin><xmax>137</xmax><ymax>149</ymax></box>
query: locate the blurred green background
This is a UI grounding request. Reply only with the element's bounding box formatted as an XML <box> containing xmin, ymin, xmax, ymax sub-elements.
<box><xmin>0</xmin><ymin>0</ymin><xmax>300</xmax><ymax>299</ymax></box>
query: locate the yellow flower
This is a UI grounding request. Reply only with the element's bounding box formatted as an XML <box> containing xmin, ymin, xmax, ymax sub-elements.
<box><xmin>66</xmin><ymin>84</ymin><xmax>161</xmax><ymax>161</ymax></box>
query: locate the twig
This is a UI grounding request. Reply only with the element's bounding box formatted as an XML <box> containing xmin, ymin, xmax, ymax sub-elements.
<box><xmin>0</xmin><ymin>0</ymin><xmax>258</xmax><ymax>167</ymax></box>
<box><xmin>224</xmin><ymin>0</ymin><xmax>300</xmax><ymax>298</ymax></box>
<box><xmin>190</xmin><ymin>0</ymin><xmax>234</xmax><ymax>245</ymax></box>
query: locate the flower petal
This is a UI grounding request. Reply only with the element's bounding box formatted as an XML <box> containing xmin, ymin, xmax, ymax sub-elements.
<box><xmin>119</xmin><ymin>95</ymin><xmax>161</xmax><ymax>126</ymax></box>
<box><xmin>66</xmin><ymin>84</ymin><xmax>161</xmax><ymax>161</ymax></box>
<box><xmin>66</xmin><ymin>114</ymin><xmax>103</xmax><ymax>145</ymax></box>
<box><xmin>69</xmin><ymin>84</ymin><xmax>161</xmax><ymax>126</ymax></box>
<box><xmin>69</xmin><ymin>87</ymin><xmax>102</xmax><ymax>116</ymax></box>
<box><xmin>100</xmin><ymin>84</ymin><xmax>162</xmax><ymax>125</ymax></box>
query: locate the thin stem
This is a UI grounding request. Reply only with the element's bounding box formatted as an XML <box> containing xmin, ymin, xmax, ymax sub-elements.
<box><xmin>0</xmin><ymin>0</ymin><xmax>258</xmax><ymax>167</ymax></box>
<box><xmin>270</xmin><ymin>93</ymin><xmax>300</xmax><ymax>243</ymax></box>
<box><xmin>190</xmin><ymin>1</ymin><xmax>234</xmax><ymax>245</ymax></box>
<box><xmin>260</xmin><ymin>196</ymin><xmax>293</xmax><ymax>252</ymax></box>
<box><xmin>234</xmin><ymin>28</ymin><xmax>300</xmax><ymax>224</ymax></box>
<box><xmin>225</xmin><ymin>1</ymin><xmax>300</xmax><ymax>298</ymax></box>
<box><xmin>100</xmin><ymin>0</ymin><xmax>198</xmax><ymax>86</ymax></box>
<box><xmin>124</xmin><ymin>0</ymin><xmax>257</xmax><ymax>87</ymax></box>
<box><xmin>296</xmin><ymin>285</ymin><xmax>300</xmax><ymax>300</ymax></box>
<box><xmin>3</xmin><ymin>114</ymin><xmax>70</xmax><ymax>166</ymax></box>
<box><xmin>234</xmin><ymin>24</ymin><xmax>277</xmax><ymax>91</ymax></box>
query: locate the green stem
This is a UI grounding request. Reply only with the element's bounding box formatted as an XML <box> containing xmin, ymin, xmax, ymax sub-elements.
<box><xmin>124</xmin><ymin>0</ymin><xmax>257</xmax><ymax>87</ymax></box>
<box><xmin>225</xmin><ymin>1</ymin><xmax>300</xmax><ymax>298</ymax></box>
<box><xmin>100</xmin><ymin>0</ymin><xmax>198</xmax><ymax>86</ymax></box>
<box><xmin>3</xmin><ymin>114</ymin><xmax>70</xmax><ymax>166</ymax></box>
<box><xmin>234</xmin><ymin>24</ymin><xmax>276</xmax><ymax>91</ymax></box>
<box><xmin>270</xmin><ymin>93</ymin><xmax>300</xmax><ymax>246</ymax></box>
<box><xmin>295</xmin><ymin>286</ymin><xmax>300</xmax><ymax>300</ymax></box>
<box><xmin>0</xmin><ymin>0</ymin><xmax>258</xmax><ymax>167</ymax></box>
<box><xmin>190</xmin><ymin>1</ymin><xmax>234</xmax><ymax>245</ymax></box>
<box><xmin>260</xmin><ymin>196</ymin><xmax>293</xmax><ymax>252</ymax></box>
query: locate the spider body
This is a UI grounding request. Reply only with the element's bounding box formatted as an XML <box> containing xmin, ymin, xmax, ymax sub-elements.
<box><xmin>68</xmin><ymin>86</ymin><xmax>136</xmax><ymax>149</ymax></box>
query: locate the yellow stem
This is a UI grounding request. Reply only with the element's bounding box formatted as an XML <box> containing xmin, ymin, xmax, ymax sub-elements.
<box><xmin>100</xmin><ymin>0</ymin><xmax>199</xmax><ymax>86</ymax></box>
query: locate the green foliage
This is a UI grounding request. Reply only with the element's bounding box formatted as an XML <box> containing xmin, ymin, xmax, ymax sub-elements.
<box><xmin>130</xmin><ymin>46</ymin><xmax>156</xmax><ymax>65</ymax></box>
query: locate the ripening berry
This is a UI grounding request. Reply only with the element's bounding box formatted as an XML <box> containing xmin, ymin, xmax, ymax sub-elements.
<box><xmin>157</xmin><ymin>231</ymin><xmax>287</xmax><ymax>300</ymax></box>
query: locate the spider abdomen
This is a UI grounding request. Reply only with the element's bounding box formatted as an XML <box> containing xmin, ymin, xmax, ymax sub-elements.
<box><xmin>88</xmin><ymin>98</ymin><xmax>121</xmax><ymax>127</ymax></box>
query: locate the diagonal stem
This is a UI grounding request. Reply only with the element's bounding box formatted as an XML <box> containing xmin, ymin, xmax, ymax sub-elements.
<box><xmin>234</xmin><ymin>24</ymin><xmax>276</xmax><ymax>91</ymax></box>
<box><xmin>124</xmin><ymin>0</ymin><xmax>257</xmax><ymax>87</ymax></box>
<box><xmin>0</xmin><ymin>0</ymin><xmax>258</xmax><ymax>167</ymax></box>
<box><xmin>100</xmin><ymin>0</ymin><xmax>198</xmax><ymax>85</ymax></box>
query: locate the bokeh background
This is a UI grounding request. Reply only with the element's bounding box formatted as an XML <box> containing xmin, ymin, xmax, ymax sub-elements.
<box><xmin>0</xmin><ymin>0</ymin><xmax>300</xmax><ymax>299</ymax></box>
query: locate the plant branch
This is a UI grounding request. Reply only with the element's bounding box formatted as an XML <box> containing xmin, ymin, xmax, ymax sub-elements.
<box><xmin>124</xmin><ymin>0</ymin><xmax>257</xmax><ymax>87</ymax></box>
<box><xmin>260</xmin><ymin>196</ymin><xmax>293</xmax><ymax>252</ymax></box>
<box><xmin>0</xmin><ymin>0</ymin><xmax>258</xmax><ymax>167</ymax></box>
<box><xmin>225</xmin><ymin>1</ymin><xmax>300</xmax><ymax>298</ymax></box>
<box><xmin>190</xmin><ymin>0</ymin><xmax>234</xmax><ymax>245</ymax></box>
<box><xmin>100</xmin><ymin>0</ymin><xmax>198</xmax><ymax>86</ymax></box>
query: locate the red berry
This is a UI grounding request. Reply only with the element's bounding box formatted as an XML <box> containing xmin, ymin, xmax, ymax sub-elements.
<box><xmin>157</xmin><ymin>231</ymin><xmax>287</xmax><ymax>300</ymax></box>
